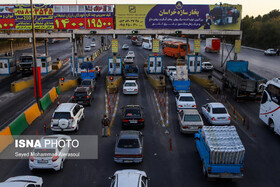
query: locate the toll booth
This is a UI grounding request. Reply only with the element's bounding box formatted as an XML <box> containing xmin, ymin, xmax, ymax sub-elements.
<box><xmin>148</xmin><ymin>55</ymin><xmax>163</xmax><ymax>74</ymax></box>
<box><xmin>37</xmin><ymin>55</ymin><xmax>52</xmax><ymax>74</ymax></box>
<box><xmin>185</xmin><ymin>55</ymin><xmax>202</xmax><ymax>73</ymax></box>
<box><xmin>0</xmin><ymin>57</ymin><xmax>16</xmax><ymax>75</ymax></box>
<box><xmin>108</xmin><ymin>56</ymin><xmax>122</xmax><ymax>75</ymax></box>
<box><xmin>70</xmin><ymin>56</ymin><xmax>88</xmax><ymax>75</ymax></box>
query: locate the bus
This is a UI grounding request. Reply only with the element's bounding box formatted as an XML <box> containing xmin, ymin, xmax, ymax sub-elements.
<box><xmin>162</xmin><ymin>41</ymin><xmax>190</xmax><ymax>58</ymax></box>
<box><xmin>142</xmin><ymin>37</ymin><xmax>153</xmax><ymax>50</ymax></box>
<box><xmin>259</xmin><ymin>78</ymin><xmax>280</xmax><ymax>135</ymax></box>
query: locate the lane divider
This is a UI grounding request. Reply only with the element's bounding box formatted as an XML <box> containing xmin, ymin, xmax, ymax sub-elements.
<box><xmin>165</xmin><ymin>92</ymin><xmax>169</xmax><ymax>127</ymax></box>
<box><xmin>105</xmin><ymin>92</ymin><xmax>109</xmax><ymax>116</ymax></box>
<box><xmin>108</xmin><ymin>93</ymin><xmax>120</xmax><ymax>136</ymax></box>
<box><xmin>153</xmin><ymin>90</ymin><xmax>165</xmax><ymax>127</ymax></box>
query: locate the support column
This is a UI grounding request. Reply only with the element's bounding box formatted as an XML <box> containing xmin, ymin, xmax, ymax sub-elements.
<box><xmin>44</xmin><ymin>39</ymin><xmax>48</xmax><ymax>56</ymax></box>
<box><xmin>221</xmin><ymin>37</ymin><xmax>224</xmax><ymax>67</ymax></box>
<box><xmin>72</xmin><ymin>35</ymin><xmax>76</xmax><ymax>76</ymax></box>
<box><xmin>9</xmin><ymin>39</ymin><xmax>14</xmax><ymax>56</ymax></box>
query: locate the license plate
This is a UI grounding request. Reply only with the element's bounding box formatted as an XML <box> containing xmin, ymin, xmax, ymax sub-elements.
<box><xmin>130</xmin><ymin>120</ymin><xmax>137</xmax><ymax>124</ymax></box>
<box><xmin>24</xmin><ymin>69</ymin><xmax>28</xmax><ymax>71</ymax></box>
<box><xmin>78</xmin><ymin>101</ymin><xmax>83</xmax><ymax>104</ymax></box>
<box><xmin>124</xmin><ymin>160</ymin><xmax>133</xmax><ymax>163</ymax></box>
<box><xmin>218</xmin><ymin>117</ymin><xmax>226</xmax><ymax>119</ymax></box>
<box><xmin>38</xmin><ymin>160</ymin><xmax>48</xmax><ymax>164</ymax></box>
<box><xmin>189</xmin><ymin>126</ymin><xmax>197</xmax><ymax>129</ymax></box>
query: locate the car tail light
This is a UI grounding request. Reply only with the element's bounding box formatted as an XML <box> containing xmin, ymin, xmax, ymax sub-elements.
<box><xmin>198</xmin><ymin>126</ymin><xmax>202</xmax><ymax>129</ymax></box>
<box><xmin>241</xmin><ymin>167</ymin><xmax>244</xmax><ymax>173</ymax></box>
<box><xmin>30</xmin><ymin>156</ymin><xmax>34</xmax><ymax>162</ymax></box>
<box><xmin>208</xmin><ymin>167</ymin><xmax>212</xmax><ymax>173</ymax></box>
<box><xmin>168</xmin><ymin>70</ymin><xmax>170</xmax><ymax>72</ymax></box>
<box><xmin>192</xmin><ymin>105</ymin><xmax>196</xmax><ymax>108</ymax></box>
<box><xmin>228</xmin><ymin>117</ymin><xmax>231</xmax><ymax>121</ymax></box>
<box><xmin>71</xmin><ymin>117</ymin><xmax>74</xmax><ymax>120</ymax></box>
<box><xmin>138</xmin><ymin>119</ymin><xmax>144</xmax><ymax>122</ymax></box>
<box><xmin>52</xmin><ymin>156</ymin><xmax>59</xmax><ymax>162</ymax></box>
<box><xmin>178</xmin><ymin>105</ymin><xmax>183</xmax><ymax>108</ymax></box>
<box><xmin>211</xmin><ymin>117</ymin><xmax>215</xmax><ymax>121</ymax></box>
<box><xmin>90</xmin><ymin>86</ymin><xmax>93</xmax><ymax>89</ymax></box>
<box><xmin>86</xmin><ymin>96</ymin><xmax>90</xmax><ymax>98</ymax></box>
<box><xmin>183</xmin><ymin>126</ymin><xmax>188</xmax><ymax>129</ymax></box>
<box><xmin>72</xmin><ymin>96</ymin><xmax>75</xmax><ymax>99</ymax></box>
<box><xmin>134</xmin><ymin>89</ymin><xmax>138</xmax><ymax>91</ymax></box>
<box><xmin>123</xmin><ymin>119</ymin><xmax>129</xmax><ymax>122</ymax></box>
<box><xmin>124</xmin><ymin>89</ymin><xmax>127</xmax><ymax>91</ymax></box>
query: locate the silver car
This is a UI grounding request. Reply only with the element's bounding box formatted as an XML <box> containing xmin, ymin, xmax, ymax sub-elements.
<box><xmin>114</xmin><ymin>131</ymin><xmax>143</xmax><ymax>163</ymax></box>
<box><xmin>0</xmin><ymin>176</ymin><xmax>43</xmax><ymax>187</ymax></box>
<box><xmin>178</xmin><ymin>109</ymin><xmax>204</xmax><ymax>133</ymax></box>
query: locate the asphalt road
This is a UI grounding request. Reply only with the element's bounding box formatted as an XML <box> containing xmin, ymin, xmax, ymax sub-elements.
<box><xmin>0</xmin><ymin>36</ymin><xmax>280</xmax><ymax>186</ymax></box>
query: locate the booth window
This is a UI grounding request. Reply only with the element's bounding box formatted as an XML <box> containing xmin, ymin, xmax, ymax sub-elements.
<box><xmin>190</xmin><ymin>61</ymin><xmax>193</xmax><ymax>66</ymax></box>
<box><xmin>110</xmin><ymin>63</ymin><xmax>113</xmax><ymax>68</ymax></box>
<box><xmin>42</xmin><ymin>62</ymin><xmax>46</xmax><ymax>68</ymax></box>
<box><xmin>4</xmin><ymin>63</ymin><xmax>7</xmax><ymax>68</ymax></box>
<box><xmin>0</xmin><ymin>63</ymin><xmax>2</xmax><ymax>68</ymax></box>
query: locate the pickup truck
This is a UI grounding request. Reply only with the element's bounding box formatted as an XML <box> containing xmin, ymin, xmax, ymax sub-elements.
<box><xmin>172</xmin><ymin>65</ymin><xmax>191</xmax><ymax>93</ymax></box>
<box><xmin>124</xmin><ymin>64</ymin><xmax>139</xmax><ymax>79</ymax></box>
<box><xmin>195</xmin><ymin>126</ymin><xmax>245</xmax><ymax>179</ymax></box>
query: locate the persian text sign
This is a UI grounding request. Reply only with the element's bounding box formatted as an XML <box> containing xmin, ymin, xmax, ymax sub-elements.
<box><xmin>194</xmin><ymin>39</ymin><xmax>200</xmax><ymax>53</ymax></box>
<box><xmin>112</xmin><ymin>39</ymin><xmax>118</xmax><ymax>53</ymax></box>
<box><xmin>235</xmin><ymin>40</ymin><xmax>241</xmax><ymax>53</ymax></box>
<box><xmin>152</xmin><ymin>39</ymin><xmax>159</xmax><ymax>53</ymax></box>
<box><xmin>0</xmin><ymin>6</ymin><xmax>15</xmax><ymax>29</ymax></box>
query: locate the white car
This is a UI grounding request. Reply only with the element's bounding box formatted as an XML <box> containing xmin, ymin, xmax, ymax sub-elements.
<box><xmin>122</xmin><ymin>44</ymin><xmax>129</xmax><ymax>50</ymax></box>
<box><xmin>109</xmin><ymin>169</ymin><xmax>148</xmax><ymax>187</ymax></box>
<box><xmin>127</xmin><ymin>51</ymin><xmax>135</xmax><ymax>58</ymax></box>
<box><xmin>201</xmin><ymin>62</ymin><xmax>214</xmax><ymax>71</ymax></box>
<box><xmin>264</xmin><ymin>48</ymin><xmax>277</xmax><ymax>56</ymax></box>
<box><xmin>123</xmin><ymin>80</ymin><xmax>138</xmax><ymax>95</ymax></box>
<box><xmin>201</xmin><ymin>102</ymin><xmax>231</xmax><ymax>125</ymax></box>
<box><xmin>84</xmin><ymin>46</ymin><xmax>91</xmax><ymax>52</ymax></box>
<box><xmin>165</xmin><ymin>66</ymin><xmax>176</xmax><ymax>77</ymax></box>
<box><xmin>90</xmin><ymin>42</ymin><xmax>96</xmax><ymax>47</ymax></box>
<box><xmin>51</xmin><ymin>103</ymin><xmax>85</xmax><ymax>132</ymax></box>
<box><xmin>175</xmin><ymin>93</ymin><xmax>196</xmax><ymax>110</ymax></box>
<box><xmin>169</xmin><ymin>71</ymin><xmax>177</xmax><ymax>82</ymax></box>
<box><xmin>178</xmin><ymin>109</ymin><xmax>204</xmax><ymax>133</ymax></box>
<box><xmin>29</xmin><ymin>135</ymin><xmax>71</xmax><ymax>171</ymax></box>
<box><xmin>0</xmin><ymin>176</ymin><xmax>43</xmax><ymax>187</ymax></box>
<box><xmin>124</xmin><ymin>56</ymin><xmax>134</xmax><ymax>64</ymax></box>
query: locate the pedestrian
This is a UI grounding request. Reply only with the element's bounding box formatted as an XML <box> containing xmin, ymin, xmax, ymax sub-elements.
<box><xmin>101</xmin><ymin>115</ymin><xmax>110</xmax><ymax>137</ymax></box>
<box><xmin>276</xmin><ymin>48</ymin><xmax>280</xmax><ymax>56</ymax></box>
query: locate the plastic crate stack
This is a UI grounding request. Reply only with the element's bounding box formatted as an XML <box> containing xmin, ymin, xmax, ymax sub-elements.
<box><xmin>201</xmin><ymin>126</ymin><xmax>245</xmax><ymax>165</ymax></box>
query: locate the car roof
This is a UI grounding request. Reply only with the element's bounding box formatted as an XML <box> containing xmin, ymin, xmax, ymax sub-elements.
<box><xmin>54</xmin><ymin>103</ymin><xmax>75</xmax><ymax>112</ymax></box>
<box><xmin>0</xmin><ymin>182</ymin><xmax>32</xmax><ymax>187</ymax></box>
<box><xmin>5</xmin><ymin>176</ymin><xmax>42</xmax><ymax>184</ymax></box>
<box><xmin>75</xmin><ymin>87</ymin><xmax>88</xmax><ymax>92</ymax></box>
<box><xmin>181</xmin><ymin>109</ymin><xmax>200</xmax><ymax>115</ymax></box>
<box><xmin>208</xmin><ymin>102</ymin><xmax>225</xmax><ymax>108</ymax></box>
<box><xmin>124</xmin><ymin>80</ymin><xmax>136</xmax><ymax>83</ymax></box>
<box><xmin>202</xmin><ymin>62</ymin><xmax>212</xmax><ymax>64</ymax></box>
<box><xmin>114</xmin><ymin>170</ymin><xmax>146</xmax><ymax>187</ymax></box>
<box><xmin>178</xmin><ymin>93</ymin><xmax>193</xmax><ymax>97</ymax></box>
<box><xmin>119</xmin><ymin>131</ymin><xmax>140</xmax><ymax>139</ymax></box>
<box><xmin>167</xmin><ymin>66</ymin><xmax>176</xmax><ymax>68</ymax></box>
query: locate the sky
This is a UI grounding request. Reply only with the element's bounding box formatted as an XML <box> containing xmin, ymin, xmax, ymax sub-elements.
<box><xmin>1</xmin><ymin>0</ymin><xmax>279</xmax><ymax>18</ymax></box>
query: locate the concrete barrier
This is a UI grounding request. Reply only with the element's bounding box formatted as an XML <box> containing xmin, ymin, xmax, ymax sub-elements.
<box><xmin>59</xmin><ymin>79</ymin><xmax>78</xmax><ymax>92</ymax></box>
<box><xmin>24</xmin><ymin>103</ymin><xmax>42</xmax><ymax>125</ymax></box>
<box><xmin>9</xmin><ymin>113</ymin><xmax>29</xmax><ymax>139</ymax></box>
<box><xmin>11</xmin><ymin>77</ymin><xmax>33</xmax><ymax>92</ymax></box>
<box><xmin>0</xmin><ymin>126</ymin><xmax>14</xmax><ymax>153</ymax></box>
<box><xmin>40</xmin><ymin>93</ymin><xmax>52</xmax><ymax>111</ymax></box>
<box><xmin>106</xmin><ymin>76</ymin><xmax>123</xmax><ymax>93</ymax></box>
<box><xmin>189</xmin><ymin>75</ymin><xmax>218</xmax><ymax>93</ymax></box>
<box><xmin>147</xmin><ymin>74</ymin><xmax>166</xmax><ymax>92</ymax></box>
<box><xmin>48</xmin><ymin>87</ymin><xmax>58</xmax><ymax>102</ymax></box>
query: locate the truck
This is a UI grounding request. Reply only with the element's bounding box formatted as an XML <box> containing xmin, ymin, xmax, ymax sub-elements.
<box><xmin>222</xmin><ymin>60</ymin><xmax>266</xmax><ymax>100</ymax></box>
<box><xmin>19</xmin><ymin>53</ymin><xmax>34</xmax><ymax>75</ymax></box>
<box><xmin>131</xmin><ymin>36</ymin><xmax>142</xmax><ymax>46</ymax></box>
<box><xmin>172</xmin><ymin>65</ymin><xmax>191</xmax><ymax>93</ymax></box>
<box><xmin>205</xmin><ymin>38</ymin><xmax>220</xmax><ymax>53</ymax></box>
<box><xmin>124</xmin><ymin>64</ymin><xmax>139</xmax><ymax>79</ymax></box>
<box><xmin>195</xmin><ymin>126</ymin><xmax>245</xmax><ymax>179</ymax></box>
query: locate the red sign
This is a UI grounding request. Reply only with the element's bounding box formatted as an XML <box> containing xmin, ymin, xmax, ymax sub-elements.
<box><xmin>54</xmin><ymin>17</ymin><xmax>113</xmax><ymax>29</ymax></box>
<box><xmin>0</xmin><ymin>19</ymin><xmax>15</xmax><ymax>29</ymax></box>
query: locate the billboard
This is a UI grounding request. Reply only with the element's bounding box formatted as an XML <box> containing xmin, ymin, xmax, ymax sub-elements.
<box><xmin>116</xmin><ymin>2</ymin><xmax>242</xmax><ymax>30</ymax></box>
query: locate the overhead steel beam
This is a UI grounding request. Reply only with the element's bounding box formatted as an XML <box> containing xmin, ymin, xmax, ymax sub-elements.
<box><xmin>0</xmin><ymin>32</ymin><xmax>72</xmax><ymax>39</ymax></box>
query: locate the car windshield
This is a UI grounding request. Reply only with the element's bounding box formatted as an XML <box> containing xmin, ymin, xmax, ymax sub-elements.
<box><xmin>53</xmin><ymin>112</ymin><xmax>71</xmax><ymax>119</ymax></box>
<box><xmin>212</xmin><ymin>107</ymin><xmax>227</xmax><ymax>114</ymax></box>
<box><xmin>179</xmin><ymin>96</ymin><xmax>194</xmax><ymax>101</ymax></box>
<box><xmin>169</xmin><ymin>68</ymin><xmax>176</xmax><ymax>71</ymax></box>
<box><xmin>125</xmin><ymin>108</ymin><xmax>141</xmax><ymax>117</ymax></box>
<box><xmin>82</xmin><ymin>81</ymin><xmax>91</xmax><ymax>86</ymax></box>
<box><xmin>125</xmin><ymin>82</ymin><xmax>136</xmax><ymax>87</ymax></box>
<box><xmin>74</xmin><ymin>92</ymin><xmax>87</xmax><ymax>97</ymax></box>
<box><xmin>32</xmin><ymin>148</ymin><xmax>56</xmax><ymax>157</ymax></box>
<box><xmin>118</xmin><ymin>138</ymin><xmax>140</xmax><ymax>148</ymax></box>
<box><xmin>184</xmin><ymin>114</ymin><xmax>201</xmax><ymax>122</ymax></box>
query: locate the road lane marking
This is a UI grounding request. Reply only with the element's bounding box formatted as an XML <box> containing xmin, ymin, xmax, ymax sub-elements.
<box><xmin>166</xmin><ymin>92</ymin><xmax>169</xmax><ymax>127</ymax></box>
<box><xmin>108</xmin><ymin>93</ymin><xmax>120</xmax><ymax>136</ymax></box>
<box><xmin>153</xmin><ymin>90</ymin><xmax>165</xmax><ymax>127</ymax></box>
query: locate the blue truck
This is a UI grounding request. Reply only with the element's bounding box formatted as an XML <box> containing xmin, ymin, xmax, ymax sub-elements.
<box><xmin>124</xmin><ymin>64</ymin><xmax>139</xmax><ymax>79</ymax></box>
<box><xmin>172</xmin><ymin>65</ymin><xmax>191</xmax><ymax>93</ymax></box>
<box><xmin>223</xmin><ymin>60</ymin><xmax>266</xmax><ymax>100</ymax></box>
<box><xmin>194</xmin><ymin>126</ymin><xmax>245</xmax><ymax>179</ymax></box>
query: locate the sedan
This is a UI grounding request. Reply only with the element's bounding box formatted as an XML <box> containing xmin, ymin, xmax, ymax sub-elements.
<box><xmin>114</xmin><ymin>131</ymin><xmax>143</xmax><ymax>163</ymax></box>
<box><xmin>122</xmin><ymin>105</ymin><xmax>144</xmax><ymax>129</ymax></box>
<box><xmin>175</xmin><ymin>93</ymin><xmax>196</xmax><ymax>110</ymax></box>
<box><xmin>178</xmin><ymin>109</ymin><xmax>204</xmax><ymax>133</ymax></box>
<box><xmin>201</xmin><ymin>102</ymin><xmax>231</xmax><ymax>125</ymax></box>
<box><xmin>122</xmin><ymin>44</ymin><xmax>129</xmax><ymax>50</ymax></box>
<box><xmin>127</xmin><ymin>51</ymin><xmax>135</xmax><ymax>58</ymax></box>
<box><xmin>29</xmin><ymin>135</ymin><xmax>71</xmax><ymax>171</ymax></box>
<box><xmin>165</xmin><ymin>66</ymin><xmax>176</xmax><ymax>77</ymax></box>
<box><xmin>1</xmin><ymin>176</ymin><xmax>43</xmax><ymax>186</ymax></box>
<box><xmin>109</xmin><ymin>170</ymin><xmax>148</xmax><ymax>187</ymax></box>
<box><xmin>123</xmin><ymin>80</ymin><xmax>138</xmax><ymax>95</ymax></box>
<box><xmin>264</xmin><ymin>48</ymin><xmax>277</xmax><ymax>56</ymax></box>
<box><xmin>201</xmin><ymin>62</ymin><xmax>214</xmax><ymax>71</ymax></box>
<box><xmin>84</xmin><ymin>46</ymin><xmax>91</xmax><ymax>52</ymax></box>
<box><xmin>90</xmin><ymin>42</ymin><xmax>96</xmax><ymax>47</ymax></box>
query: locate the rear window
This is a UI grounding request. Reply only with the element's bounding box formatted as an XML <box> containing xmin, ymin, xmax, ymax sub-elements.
<box><xmin>74</xmin><ymin>92</ymin><xmax>87</xmax><ymax>97</ymax></box>
<box><xmin>179</xmin><ymin>96</ymin><xmax>194</xmax><ymax>101</ymax></box>
<box><xmin>53</xmin><ymin>112</ymin><xmax>71</xmax><ymax>119</ymax></box>
<box><xmin>125</xmin><ymin>82</ymin><xmax>136</xmax><ymax>87</ymax></box>
<box><xmin>82</xmin><ymin>81</ymin><xmax>91</xmax><ymax>86</ymax></box>
<box><xmin>184</xmin><ymin>114</ymin><xmax>201</xmax><ymax>122</ymax></box>
<box><xmin>32</xmin><ymin>148</ymin><xmax>56</xmax><ymax>157</ymax></box>
<box><xmin>169</xmin><ymin>68</ymin><xmax>176</xmax><ymax>71</ymax></box>
<box><xmin>125</xmin><ymin>108</ymin><xmax>141</xmax><ymax>117</ymax></box>
<box><xmin>117</xmin><ymin>138</ymin><xmax>140</xmax><ymax>148</ymax></box>
<box><xmin>212</xmin><ymin>107</ymin><xmax>227</xmax><ymax>114</ymax></box>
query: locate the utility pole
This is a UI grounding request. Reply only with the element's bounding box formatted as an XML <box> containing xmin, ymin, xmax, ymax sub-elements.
<box><xmin>30</xmin><ymin>0</ymin><xmax>41</xmax><ymax>109</ymax></box>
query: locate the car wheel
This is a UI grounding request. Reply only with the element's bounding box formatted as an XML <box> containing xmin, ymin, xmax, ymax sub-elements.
<box><xmin>269</xmin><ymin>120</ymin><xmax>275</xmax><ymax>130</ymax></box>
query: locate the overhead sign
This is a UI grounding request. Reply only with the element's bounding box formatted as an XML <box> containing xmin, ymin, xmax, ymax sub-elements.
<box><xmin>116</xmin><ymin>3</ymin><xmax>242</xmax><ymax>30</ymax></box>
<box><xmin>152</xmin><ymin>39</ymin><xmax>159</xmax><ymax>53</ymax></box>
<box><xmin>194</xmin><ymin>39</ymin><xmax>200</xmax><ymax>53</ymax></box>
<box><xmin>235</xmin><ymin>40</ymin><xmax>241</xmax><ymax>53</ymax></box>
<box><xmin>112</xmin><ymin>39</ymin><xmax>118</xmax><ymax>53</ymax></box>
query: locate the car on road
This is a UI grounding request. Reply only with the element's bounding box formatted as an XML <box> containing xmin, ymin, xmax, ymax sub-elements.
<box><xmin>0</xmin><ymin>176</ymin><xmax>43</xmax><ymax>187</ymax></box>
<box><xmin>201</xmin><ymin>62</ymin><xmax>214</xmax><ymax>71</ymax></box>
<box><xmin>72</xmin><ymin>87</ymin><xmax>93</xmax><ymax>106</ymax></box>
<box><xmin>127</xmin><ymin>51</ymin><xmax>135</xmax><ymax>58</ymax></box>
<box><xmin>201</xmin><ymin>102</ymin><xmax>231</xmax><ymax>125</ymax></box>
<box><xmin>264</xmin><ymin>48</ymin><xmax>277</xmax><ymax>56</ymax></box>
<box><xmin>90</xmin><ymin>42</ymin><xmax>96</xmax><ymax>47</ymax></box>
<box><xmin>84</xmin><ymin>46</ymin><xmax>91</xmax><ymax>52</ymax></box>
<box><xmin>175</xmin><ymin>93</ymin><xmax>196</xmax><ymax>110</ymax></box>
<box><xmin>122</xmin><ymin>44</ymin><xmax>129</xmax><ymax>50</ymax></box>
<box><xmin>29</xmin><ymin>135</ymin><xmax>71</xmax><ymax>171</ymax></box>
<box><xmin>51</xmin><ymin>103</ymin><xmax>85</xmax><ymax>132</ymax></box>
<box><xmin>165</xmin><ymin>66</ymin><xmax>176</xmax><ymax>77</ymax></box>
<box><xmin>114</xmin><ymin>131</ymin><xmax>143</xmax><ymax>163</ymax></box>
<box><xmin>169</xmin><ymin>71</ymin><xmax>177</xmax><ymax>82</ymax></box>
<box><xmin>124</xmin><ymin>56</ymin><xmax>134</xmax><ymax>64</ymax></box>
<box><xmin>81</xmin><ymin>79</ymin><xmax>96</xmax><ymax>92</ymax></box>
<box><xmin>123</xmin><ymin>80</ymin><xmax>138</xmax><ymax>95</ymax></box>
<box><xmin>121</xmin><ymin>105</ymin><xmax>144</xmax><ymax>129</ymax></box>
<box><xmin>109</xmin><ymin>169</ymin><xmax>148</xmax><ymax>187</ymax></box>
<box><xmin>178</xmin><ymin>109</ymin><xmax>204</xmax><ymax>133</ymax></box>
<box><xmin>92</xmin><ymin>37</ymin><xmax>95</xmax><ymax>41</ymax></box>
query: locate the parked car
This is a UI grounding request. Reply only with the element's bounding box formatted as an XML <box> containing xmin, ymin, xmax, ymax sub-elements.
<box><xmin>81</xmin><ymin>79</ymin><xmax>96</xmax><ymax>92</ymax></box>
<box><xmin>0</xmin><ymin>176</ymin><xmax>43</xmax><ymax>187</ymax></box>
<box><xmin>177</xmin><ymin>109</ymin><xmax>204</xmax><ymax>133</ymax></box>
<box><xmin>29</xmin><ymin>135</ymin><xmax>71</xmax><ymax>171</ymax></box>
<box><xmin>124</xmin><ymin>56</ymin><xmax>134</xmax><ymax>64</ymax></box>
<box><xmin>201</xmin><ymin>102</ymin><xmax>231</xmax><ymax>125</ymax></box>
<box><xmin>90</xmin><ymin>42</ymin><xmax>96</xmax><ymax>47</ymax></box>
<box><xmin>123</xmin><ymin>80</ymin><xmax>138</xmax><ymax>95</ymax></box>
<box><xmin>201</xmin><ymin>62</ymin><xmax>214</xmax><ymax>71</ymax></box>
<box><xmin>175</xmin><ymin>93</ymin><xmax>196</xmax><ymax>110</ymax></box>
<box><xmin>127</xmin><ymin>51</ymin><xmax>135</xmax><ymax>58</ymax></box>
<box><xmin>121</xmin><ymin>105</ymin><xmax>144</xmax><ymax>129</ymax></box>
<box><xmin>84</xmin><ymin>46</ymin><xmax>91</xmax><ymax>52</ymax></box>
<box><xmin>264</xmin><ymin>48</ymin><xmax>277</xmax><ymax>56</ymax></box>
<box><xmin>50</xmin><ymin>103</ymin><xmax>85</xmax><ymax>132</ymax></box>
<box><xmin>72</xmin><ymin>87</ymin><xmax>93</xmax><ymax>106</ymax></box>
<box><xmin>169</xmin><ymin>71</ymin><xmax>177</xmax><ymax>82</ymax></box>
<box><xmin>122</xmin><ymin>44</ymin><xmax>129</xmax><ymax>50</ymax></box>
<box><xmin>165</xmin><ymin>66</ymin><xmax>176</xmax><ymax>77</ymax></box>
<box><xmin>114</xmin><ymin>131</ymin><xmax>143</xmax><ymax>163</ymax></box>
<box><xmin>109</xmin><ymin>169</ymin><xmax>148</xmax><ymax>187</ymax></box>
